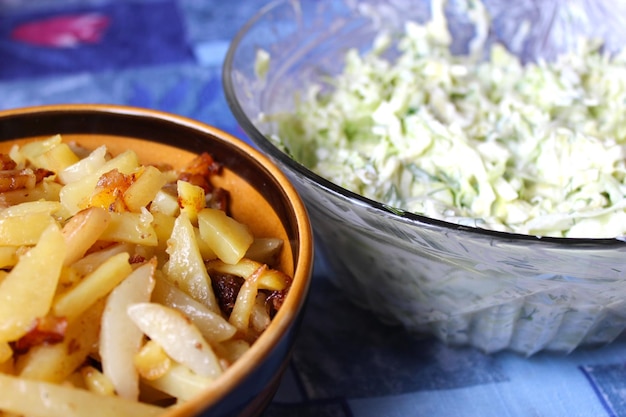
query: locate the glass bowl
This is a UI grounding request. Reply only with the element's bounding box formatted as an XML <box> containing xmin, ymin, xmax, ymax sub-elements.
<box><xmin>223</xmin><ymin>0</ymin><xmax>626</xmax><ymax>355</ymax></box>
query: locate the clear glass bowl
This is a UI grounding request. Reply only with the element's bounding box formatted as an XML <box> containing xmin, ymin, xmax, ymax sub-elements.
<box><xmin>223</xmin><ymin>0</ymin><xmax>626</xmax><ymax>355</ymax></box>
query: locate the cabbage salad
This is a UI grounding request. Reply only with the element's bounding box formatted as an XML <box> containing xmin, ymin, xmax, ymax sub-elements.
<box><xmin>267</xmin><ymin>0</ymin><xmax>626</xmax><ymax>238</ymax></box>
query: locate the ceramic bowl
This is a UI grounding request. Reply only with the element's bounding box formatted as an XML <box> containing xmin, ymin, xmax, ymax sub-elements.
<box><xmin>223</xmin><ymin>0</ymin><xmax>626</xmax><ymax>355</ymax></box>
<box><xmin>0</xmin><ymin>104</ymin><xmax>313</xmax><ymax>416</ymax></box>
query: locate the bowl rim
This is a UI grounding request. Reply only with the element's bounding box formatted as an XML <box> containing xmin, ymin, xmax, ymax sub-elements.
<box><xmin>0</xmin><ymin>103</ymin><xmax>314</xmax><ymax>416</ymax></box>
<box><xmin>223</xmin><ymin>0</ymin><xmax>626</xmax><ymax>248</ymax></box>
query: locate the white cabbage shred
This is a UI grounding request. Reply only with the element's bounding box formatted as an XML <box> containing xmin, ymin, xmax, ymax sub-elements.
<box><xmin>269</xmin><ymin>0</ymin><xmax>626</xmax><ymax>238</ymax></box>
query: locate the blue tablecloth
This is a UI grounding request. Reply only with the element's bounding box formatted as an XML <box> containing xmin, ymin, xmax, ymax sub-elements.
<box><xmin>1</xmin><ymin>1</ymin><xmax>626</xmax><ymax>416</ymax></box>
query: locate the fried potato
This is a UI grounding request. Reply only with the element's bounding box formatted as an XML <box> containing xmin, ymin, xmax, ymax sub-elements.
<box><xmin>0</xmin><ymin>342</ymin><xmax>12</xmax><ymax>364</ymax></box>
<box><xmin>19</xmin><ymin>134</ymin><xmax>63</xmax><ymax>165</ymax></box>
<box><xmin>0</xmin><ymin>373</ymin><xmax>163</xmax><ymax>417</ymax></box>
<box><xmin>0</xmin><ymin>137</ymin><xmax>293</xmax><ymax>415</ymax></box>
<box><xmin>81</xmin><ymin>365</ymin><xmax>116</xmax><ymax>396</ymax></box>
<box><xmin>36</xmin><ymin>142</ymin><xmax>81</xmax><ymax>173</ymax></box>
<box><xmin>0</xmin><ymin>223</ymin><xmax>65</xmax><ymax>342</ymax></box>
<box><xmin>60</xmin><ymin>149</ymin><xmax>140</xmax><ymax>215</ymax></box>
<box><xmin>61</xmin><ymin>207</ymin><xmax>111</xmax><ymax>266</ymax></box>
<box><xmin>0</xmin><ymin>200</ymin><xmax>61</xmax><ymax>217</ymax></box>
<box><xmin>124</xmin><ymin>166</ymin><xmax>168</xmax><ymax>212</ymax></box>
<box><xmin>0</xmin><ymin>211</ymin><xmax>58</xmax><ymax>246</ymax></box>
<box><xmin>164</xmin><ymin>212</ymin><xmax>219</xmax><ymax>312</ymax></box>
<box><xmin>16</xmin><ymin>300</ymin><xmax>104</xmax><ymax>382</ymax></box>
<box><xmin>151</xmin><ymin>276</ymin><xmax>236</xmax><ymax>343</ymax></box>
<box><xmin>100</xmin><ymin>260</ymin><xmax>156</xmax><ymax>400</ymax></box>
<box><xmin>52</xmin><ymin>252</ymin><xmax>132</xmax><ymax>322</ymax></box>
<box><xmin>141</xmin><ymin>362</ymin><xmax>213</xmax><ymax>403</ymax></box>
<box><xmin>245</xmin><ymin>237</ymin><xmax>284</xmax><ymax>266</ymax></box>
<box><xmin>58</xmin><ymin>144</ymin><xmax>107</xmax><ymax>185</ymax></box>
<box><xmin>250</xmin><ymin>293</ymin><xmax>271</xmax><ymax>333</ymax></box>
<box><xmin>99</xmin><ymin>210</ymin><xmax>158</xmax><ymax>246</ymax></box>
<box><xmin>215</xmin><ymin>339</ymin><xmax>250</xmax><ymax>365</ymax></box>
<box><xmin>229</xmin><ymin>264</ymin><xmax>265</xmax><ymax>332</ymax></box>
<box><xmin>177</xmin><ymin>180</ymin><xmax>205</xmax><ymax>224</ymax></box>
<box><xmin>0</xmin><ymin>179</ymin><xmax>61</xmax><ymax>206</ymax></box>
<box><xmin>0</xmin><ymin>247</ymin><xmax>18</xmax><ymax>269</ymax></box>
<box><xmin>206</xmin><ymin>258</ymin><xmax>289</xmax><ymax>291</ymax></box>
<box><xmin>134</xmin><ymin>340</ymin><xmax>172</xmax><ymax>381</ymax></box>
<box><xmin>149</xmin><ymin>190</ymin><xmax>179</xmax><ymax>217</ymax></box>
<box><xmin>70</xmin><ymin>242</ymin><xmax>133</xmax><ymax>277</ymax></box>
<box><xmin>127</xmin><ymin>303</ymin><xmax>222</xmax><ymax>379</ymax></box>
<box><xmin>198</xmin><ymin>208</ymin><xmax>253</xmax><ymax>265</ymax></box>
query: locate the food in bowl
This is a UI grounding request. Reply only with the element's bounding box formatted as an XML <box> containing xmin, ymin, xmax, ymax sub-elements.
<box><xmin>265</xmin><ymin>1</ymin><xmax>626</xmax><ymax>238</ymax></box>
<box><xmin>224</xmin><ymin>0</ymin><xmax>626</xmax><ymax>355</ymax></box>
<box><xmin>0</xmin><ymin>105</ymin><xmax>312</xmax><ymax>417</ymax></box>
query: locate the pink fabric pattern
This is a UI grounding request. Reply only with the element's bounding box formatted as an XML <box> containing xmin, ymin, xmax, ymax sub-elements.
<box><xmin>11</xmin><ymin>13</ymin><xmax>111</xmax><ymax>48</ymax></box>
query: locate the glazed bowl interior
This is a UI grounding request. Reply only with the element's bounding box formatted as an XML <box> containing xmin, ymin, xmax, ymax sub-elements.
<box><xmin>224</xmin><ymin>0</ymin><xmax>626</xmax><ymax>356</ymax></box>
<box><xmin>0</xmin><ymin>104</ymin><xmax>313</xmax><ymax>416</ymax></box>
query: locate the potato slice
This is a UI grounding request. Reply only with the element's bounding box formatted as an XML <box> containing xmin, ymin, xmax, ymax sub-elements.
<box><xmin>250</xmin><ymin>293</ymin><xmax>271</xmax><ymax>333</ymax></box>
<box><xmin>123</xmin><ymin>166</ymin><xmax>168</xmax><ymax>212</ymax></box>
<box><xmin>0</xmin><ymin>180</ymin><xmax>62</xmax><ymax>207</ymax></box>
<box><xmin>61</xmin><ymin>207</ymin><xmax>111</xmax><ymax>266</ymax></box>
<box><xmin>216</xmin><ymin>339</ymin><xmax>250</xmax><ymax>365</ymax></box>
<box><xmin>245</xmin><ymin>237</ymin><xmax>284</xmax><ymax>266</ymax></box>
<box><xmin>59</xmin><ymin>149</ymin><xmax>140</xmax><ymax>215</ymax></box>
<box><xmin>151</xmin><ymin>276</ymin><xmax>236</xmax><ymax>343</ymax></box>
<box><xmin>151</xmin><ymin>211</ymin><xmax>175</xmax><ymax>244</ymax></box>
<box><xmin>197</xmin><ymin>208</ymin><xmax>253</xmax><ymax>265</ymax></box>
<box><xmin>81</xmin><ymin>365</ymin><xmax>116</xmax><ymax>396</ymax></box>
<box><xmin>0</xmin><ymin>223</ymin><xmax>65</xmax><ymax>342</ymax></box>
<box><xmin>57</xmin><ymin>144</ymin><xmax>107</xmax><ymax>185</ymax></box>
<box><xmin>19</xmin><ymin>134</ymin><xmax>62</xmax><ymax>165</ymax></box>
<box><xmin>164</xmin><ymin>212</ymin><xmax>218</xmax><ymax>312</ymax></box>
<box><xmin>0</xmin><ymin>212</ymin><xmax>57</xmax><ymax>246</ymax></box>
<box><xmin>149</xmin><ymin>189</ymin><xmax>179</xmax><ymax>217</ymax></box>
<box><xmin>17</xmin><ymin>300</ymin><xmax>104</xmax><ymax>382</ymax></box>
<box><xmin>0</xmin><ymin>246</ymin><xmax>19</xmax><ymax>269</ymax></box>
<box><xmin>127</xmin><ymin>302</ymin><xmax>222</xmax><ymax>379</ymax></box>
<box><xmin>0</xmin><ymin>372</ymin><xmax>163</xmax><ymax>417</ymax></box>
<box><xmin>36</xmin><ymin>142</ymin><xmax>81</xmax><ymax>173</ymax></box>
<box><xmin>229</xmin><ymin>264</ymin><xmax>265</xmax><ymax>332</ymax></box>
<box><xmin>0</xmin><ymin>200</ymin><xmax>61</xmax><ymax>218</ymax></box>
<box><xmin>99</xmin><ymin>210</ymin><xmax>158</xmax><ymax>246</ymax></box>
<box><xmin>0</xmin><ymin>341</ymin><xmax>12</xmax><ymax>364</ymax></box>
<box><xmin>206</xmin><ymin>258</ymin><xmax>289</xmax><ymax>291</ymax></box>
<box><xmin>141</xmin><ymin>362</ymin><xmax>213</xmax><ymax>402</ymax></box>
<box><xmin>195</xmin><ymin>226</ymin><xmax>217</xmax><ymax>261</ymax></box>
<box><xmin>69</xmin><ymin>242</ymin><xmax>133</xmax><ymax>277</ymax></box>
<box><xmin>133</xmin><ymin>339</ymin><xmax>171</xmax><ymax>381</ymax></box>
<box><xmin>53</xmin><ymin>252</ymin><xmax>132</xmax><ymax>322</ymax></box>
<box><xmin>100</xmin><ymin>260</ymin><xmax>156</xmax><ymax>400</ymax></box>
<box><xmin>177</xmin><ymin>180</ymin><xmax>204</xmax><ymax>224</ymax></box>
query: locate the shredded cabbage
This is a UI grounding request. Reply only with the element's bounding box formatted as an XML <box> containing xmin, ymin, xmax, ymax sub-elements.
<box><xmin>269</xmin><ymin>0</ymin><xmax>626</xmax><ymax>238</ymax></box>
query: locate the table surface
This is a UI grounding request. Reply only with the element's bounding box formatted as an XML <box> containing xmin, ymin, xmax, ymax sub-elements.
<box><xmin>1</xmin><ymin>1</ymin><xmax>626</xmax><ymax>416</ymax></box>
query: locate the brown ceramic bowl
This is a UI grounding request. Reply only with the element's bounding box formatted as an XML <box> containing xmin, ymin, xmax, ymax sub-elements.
<box><xmin>0</xmin><ymin>104</ymin><xmax>313</xmax><ymax>417</ymax></box>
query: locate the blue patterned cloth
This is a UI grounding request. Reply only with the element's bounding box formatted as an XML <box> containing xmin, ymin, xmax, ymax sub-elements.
<box><xmin>1</xmin><ymin>1</ymin><xmax>625</xmax><ymax>416</ymax></box>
